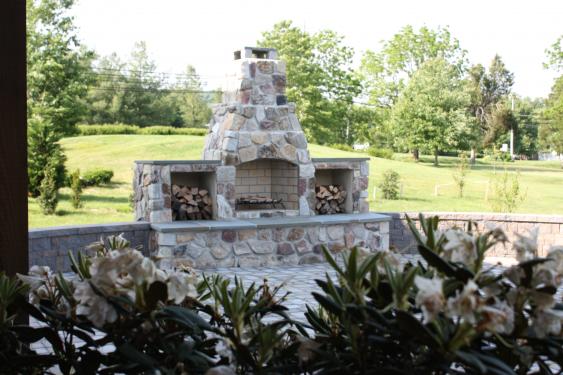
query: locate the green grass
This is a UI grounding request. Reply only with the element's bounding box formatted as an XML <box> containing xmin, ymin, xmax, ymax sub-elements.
<box><xmin>28</xmin><ymin>135</ymin><xmax>563</xmax><ymax>228</ymax></box>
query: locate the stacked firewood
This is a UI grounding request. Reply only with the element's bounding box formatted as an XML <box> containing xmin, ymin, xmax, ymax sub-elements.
<box><xmin>172</xmin><ymin>185</ymin><xmax>212</xmax><ymax>220</ymax></box>
<box><xmin>315</xmin><ymin>184</ymin><xmax>347</xmax><ymax>214</ymax></box>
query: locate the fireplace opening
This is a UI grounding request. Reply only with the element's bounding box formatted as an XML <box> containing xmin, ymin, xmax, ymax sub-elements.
<box><xmin>235</xmin><ymin>159</ymin><xmax>298</xmax><ymax>216</ymax></box>
<box><xmin>314</xmin><ymin>169</ymin><xmax>353</xmax><ymax>214</ymax></box>
<box><xmin>171</xmin><ymin>172</ymin><xmax>216</xmax><ymax>220</ymax></box>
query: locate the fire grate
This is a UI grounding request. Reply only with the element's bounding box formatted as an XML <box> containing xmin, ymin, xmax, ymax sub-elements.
<box><xmin>236</xmin><ymin>196</ymin><xmax>285</xmax><ymax>210</ymax></box>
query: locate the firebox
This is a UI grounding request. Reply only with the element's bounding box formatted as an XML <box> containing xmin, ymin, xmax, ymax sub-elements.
<box><xmin>235</xmin><ymin>159</ymin><xmax>298</xmax><ymax>215</ymax></box>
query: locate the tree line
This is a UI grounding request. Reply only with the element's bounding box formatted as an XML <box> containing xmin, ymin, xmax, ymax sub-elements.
<box><xmin>27</xmin><ymin>0</ymin><xmax>563</xmax><ymax>212</ymax></box>
<box><xmin>258</xmin><ymin>22</ymin><xmax>562</xmax><ymax>165</ymax></box>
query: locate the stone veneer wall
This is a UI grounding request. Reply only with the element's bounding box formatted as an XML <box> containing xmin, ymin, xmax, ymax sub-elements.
<box><xmin>29</xmin><ymin>222</ymin><xmax>151</xmax><ymax>272</ymax></box>
<box><xmin>388</xmin><ymin>212</ymin><xmax>563</xmax><ymax>257</ymax></box>
<box><xmin>152</xmin><ymin>215</ymin><xmax>390</xmax><ymax>269</ymax></box>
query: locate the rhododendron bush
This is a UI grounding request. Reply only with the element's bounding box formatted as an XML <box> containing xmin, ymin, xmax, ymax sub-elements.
<box><xmin>0</xmin><ymin>215</ymin><xmax>561</xmax><ymax>374</ymax></box>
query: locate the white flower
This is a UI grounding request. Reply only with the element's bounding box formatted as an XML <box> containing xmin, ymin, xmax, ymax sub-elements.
<box><xmin>503</xmin><ymin>266</ymin><xmax>526</xmax><ymax>285</ymax></box>
<box><xmin>414</xmin><ymin>276</ymin><xmax>444</xmax><ymax>324</ymax></box>
<box><xmin>546</xmin><ymin>246</ymin><xmax>563</xmax><ymax>274</ymax></box>
<box><xmin>529</xmin><ymin>289</ymin><xmax>556</xmax><ymax>310</ymax></box>
<box><xmin>74</xmin><ymin>281</ymin><xmax>118</xmax><ymax>327</ymax></box>
<box><xmin>478</xmin><ymin>300</ymin><xmax>514</xmax><ymax>334</ymax></box>
<box><xmin>513</xmin><ymin>228</ymin><xmax>538</xmax><ymax>262</ymax></box>
<box><xmin>166</xmin><ymin>270</ymin><xmax>198</xmax><ymax>304</ymax></box>
<box><xmin>485</xmin><ymin>223</ymin><xmax>508</xmax><ymax>243</ymax></box>
<box><xmin>126</xmin><ymin>257</ymin><xmax>156</xmax><ymax>285</ymax></box>
<box><xmin>29</xmin><ymin>265</ymin><xmax>51</xmax><ymax>278</ymax></box>
<box><xmin>532</xmin><ymin>309</ymin><xmax>563</xmax><ymax>338</ymax></box>
<box><xmin>446</xmin><ymin>280</ymin><xmax>480</xmax><ymax>324</ymax></box>
<box><xmin>443</xmin><ymin>229</ymin><xmax>477</xmax><ymax>267</ymax></box>
<box><xmin>376</xmin><ymin>249</ymin><xmax>403</xmax><ymax>272</ymax></box>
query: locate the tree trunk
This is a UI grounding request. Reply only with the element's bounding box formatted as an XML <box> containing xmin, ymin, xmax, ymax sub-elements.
<box><xmin>412</xmin><ymin>149</ymin><xmax>419</xmax><ymax>161</ymax></box>
<box><xmin>470</xmin><ymin>147</ymin><xmax>476</xmax><ymax>165</ymax></box>
<box><xmin>434</xmin><ymin>149</ymin><xmax>439</xmax><ymax>166</ymax></box>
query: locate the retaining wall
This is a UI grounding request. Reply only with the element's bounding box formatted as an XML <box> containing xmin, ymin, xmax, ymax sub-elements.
<box><xmin>388</xmin><ymin>212</ymin><xmax>563</xmax><ymax>257</ymax></box>
<box><xmin>28</xmin><ymin>222</ymin><xmax>151</xmax><ymax>272</ymax></box>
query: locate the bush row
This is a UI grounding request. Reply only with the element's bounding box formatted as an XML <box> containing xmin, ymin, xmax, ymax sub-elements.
<box><xmin>77</xmin><ymin>124</ymin><xmax>208</xmax><ymax>136</ymax></box>
<box><xmin>63</xmin><ymin>168</ymin><xmax>114</xmax><ymax>188</ymax></box>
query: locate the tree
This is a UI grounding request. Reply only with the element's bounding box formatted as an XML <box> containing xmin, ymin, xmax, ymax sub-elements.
<box><xmin>466</xmin><ymin>55</ymin><xmax>515</xmax><ymax>161</ymax></box>
<box><xmin>27</xmin><ymin>0</ymin><xmax>94</xmax><ymax>136</ymax></box>
<box><xmin>27</xmin><ymin>0</ymin><xmax>91</xmax><ymax>197</ymax></box>
<box><xmin>542</xmin><ymin>35</ymin><xmax>563</xmax><ymax>167</ymax></box>
<box><xmin>176</xmin><ymin>65</ymin><xmax>212</xmax><ymax>128</ymax></box>
<box><xmin>258</xmin><ymin>21</ymin><xmax>362</xmax><ymax>144</ymax></box>
<box><xmin>541</xmin><ymin>76</ymin><xmax>563</xmax><ymax>164</ymax></box>
<box><xmin>83</xmin><ymin>53</ymin><xmax>129</xmax><ymax>124</ymax></box>
<box><xmin>391</xmin><ymin>58</ymin><xmax>471</xmax><ymax>166</ymax></box>
<box><xmin>27</xmin><ymin>117</ymin><xmax>67</xmax><ymax>197</ymax></box>
<box><xmin>360</xmin><ymin>25</ymin><xmax>467</xmax><ymax>158</ymax></box>
<box><xmin>512</xmin><ymin>97</ymin><xmax>543</xmax><ymax>158</ymax></box>
<box><xmin>544</xmin><ymin>35</ymin><xmax>563</xmax><ymax>72</ymax></box>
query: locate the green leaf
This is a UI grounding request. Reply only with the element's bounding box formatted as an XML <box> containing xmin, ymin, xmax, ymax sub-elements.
<box><xmin>117</xmin><ymin>343</ymin><xmax>158</xmax><ymax>369</ymax></box>
<box><xmin>455</xmin><ymin>350</ymin><xmax>487</xmax><ymax>374</ymax></box>
<box><xmin>312</xmin><ymin>292</ymin><xmax>343</xmax><ymax>316</ymax></box>
<box><xmin>159</xmin><ymin>305</ymin><xmax>213</xmax><ymax>331</ymax></box>
<box><xmin>395</xmin><ymin>310</ymin><xmax>440</xmax><ymax>348</ymax></box>
<box><xmin>145</xmin><ymin>281</ymin><xmax>167</xmax><ymax>310</ymax></box>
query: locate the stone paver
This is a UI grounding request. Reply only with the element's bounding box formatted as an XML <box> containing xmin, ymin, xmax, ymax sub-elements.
<box><xmin>206</xmin><ymin>254</ymin><xmax>420</xmax><ymax>320</ymax></box>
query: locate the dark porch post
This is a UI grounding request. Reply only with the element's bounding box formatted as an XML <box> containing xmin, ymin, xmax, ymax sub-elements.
<box><xmin>0</xmin><ymin>0</ymin><xmax>28</xmax><ymax>276</ymax></box>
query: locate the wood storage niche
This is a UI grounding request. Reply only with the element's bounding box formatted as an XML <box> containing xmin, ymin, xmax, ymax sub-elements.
<box><xmin>314</xmin><ymin>169</ymin><xmax>353</xmax><ymax>214</ymax></box>
<box><xmin>171</xmin><ymin>172</ymin><xmax>216</xmax><ymax>220</ymax></box>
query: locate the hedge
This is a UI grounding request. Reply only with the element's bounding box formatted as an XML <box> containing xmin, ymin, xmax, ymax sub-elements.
<box><xmin>77</xmin><ymin>124</ymin><xmax>208</xmax><ymax>136</ymax></box>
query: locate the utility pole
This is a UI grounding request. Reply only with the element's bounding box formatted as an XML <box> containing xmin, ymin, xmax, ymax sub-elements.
<box><xmin>510</xmin><ymin>95</ymin><xmax>515</xmax><ymax>160</ymax></box>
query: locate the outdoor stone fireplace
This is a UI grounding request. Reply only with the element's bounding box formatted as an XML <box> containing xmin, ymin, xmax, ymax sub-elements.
<box><xmin>132</xmin><ymin>47</ymin><xmax>390</xmax><ymax>268</ymax></box>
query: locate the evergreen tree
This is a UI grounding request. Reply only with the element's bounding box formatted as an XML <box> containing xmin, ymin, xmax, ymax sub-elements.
<box><xmin>27</xmin><ymin>117</ymin><xmax>67</xmax><ymax>197</ymax></box>
<box><xmin>38</xmin><ymin>158</ymin><xmax>60</xmax><ymax>215</ymax></box>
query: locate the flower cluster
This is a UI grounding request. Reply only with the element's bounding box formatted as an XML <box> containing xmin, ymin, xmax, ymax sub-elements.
<box><xmin>413</xmin><ymin>224</ymin><xmax>562</xmax><ymax>341</ymax></box>
<box><xmin>73</xmin><ymin>245</ymin><xmax>198</xmax><ymax>327</ymax></box>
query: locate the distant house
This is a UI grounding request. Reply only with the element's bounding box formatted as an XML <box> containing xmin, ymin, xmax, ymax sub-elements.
<box><xmin>538</xmin><ymin>150</ymin><xmax>563</xmax><ymax>161</ymax></box>
<box><xmin>353</xmin><ymin>143</ymin><xmax>370</xmax><ymax>151</ymax></box>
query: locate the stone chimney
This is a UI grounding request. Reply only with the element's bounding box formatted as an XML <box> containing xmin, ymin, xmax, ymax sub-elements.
<box><xmin>202</xmin><ymin>47</ymin><xmax>316</xmax><ymax>217</ymax></box>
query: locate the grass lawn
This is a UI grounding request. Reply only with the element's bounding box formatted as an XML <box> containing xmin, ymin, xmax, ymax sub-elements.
<box><xmin>28</xmin><ymin>135</ymin><xmax>563</xmax><ymax>228</ymax></box>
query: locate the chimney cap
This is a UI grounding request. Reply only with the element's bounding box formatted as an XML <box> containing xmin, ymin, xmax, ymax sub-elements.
<box><xmin>234</xmin><ymin>47</ymin><xmax>277</xmax><ymax>60</ymax></box>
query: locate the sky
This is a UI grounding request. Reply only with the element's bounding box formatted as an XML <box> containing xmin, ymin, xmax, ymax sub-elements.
<box><xmin>71</xmin><ymin>0</ymin><xmax>563</xmax><ymax>98</ymax></box>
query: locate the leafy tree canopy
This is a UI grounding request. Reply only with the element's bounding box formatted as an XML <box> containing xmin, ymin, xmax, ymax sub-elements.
<box><xmin>391</xmin><ymin>58</ymin><xmax>471</xmax><ymax>164</ymax></box>
<box><xmin>541</xmin><ymin>76</ymin><xmax>563</xmax><ymax>154</ymax></box>
<box><xmin>27</xmin><ymin>0</ymin><xmax>94</xmax><ymax>136</ymax></box>
<box><xmin>360</xmin><ymin>25</ymin><xmax>467</xmax><ymax>108</ymax></box>
<box><xmin>466</xmin><ymin>55</ymin><xmax>515</xmax><ymax>149</ymax></box>
<box><xmin>544</xmin><ymin>35</ymin><xmax>563</xmax><ymax>72</ymax></box>
<box><xmin>257</xmin><ymin>21</ymin><xmax>362</xmax><ymax>144</ymax></box>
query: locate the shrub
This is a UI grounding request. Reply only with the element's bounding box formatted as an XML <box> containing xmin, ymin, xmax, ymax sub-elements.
<box><xmin>37</xmin><ymin>160</ymin><xmax>59</xmax><ymax>215</ymax></box>
<box><xmin>378</xmin><ymin>169</ymin><xmax>400</xmax><ymax>199</ymax></box>
<box><xmin>27</xmin><ymin>118</ymin><xmax>67</xmax><ymax>197</ymax></box>
<box><xmin>453</xmin><ymin>151</ymin><xmax>470</xmax><ymax>197</ymax></box>
<box><xmin>70</xmin><ymin>169</ymin><xmax>82</xmax><ymax>209</ymax></box>
<box><xmin>5</xmin><ymin>218</ymin><xmax>563</xmax><ymax>374</ymax></box>
<box><xmin>81</xmin><ymin>169</ymin><xmax>113</xmax><ymax>187</ymax></box>
<box><xmin>490</xmin><ymin>169</ymin><xmax>527</xmax><ymax>213</ymax></box>
<box><xmin>302</xmin><ymin>216</ymin><xmax>563</xmax><ymax>374</ymax></box>
<box><xmin>77</xmin><ymin>124</ymin><xmax>208</xmax><ymax>136</ymax></box>
<box><xmin>368</xmin><ymin>146</ymin><xmax>394</xmax><ymax>159</ymax></box>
